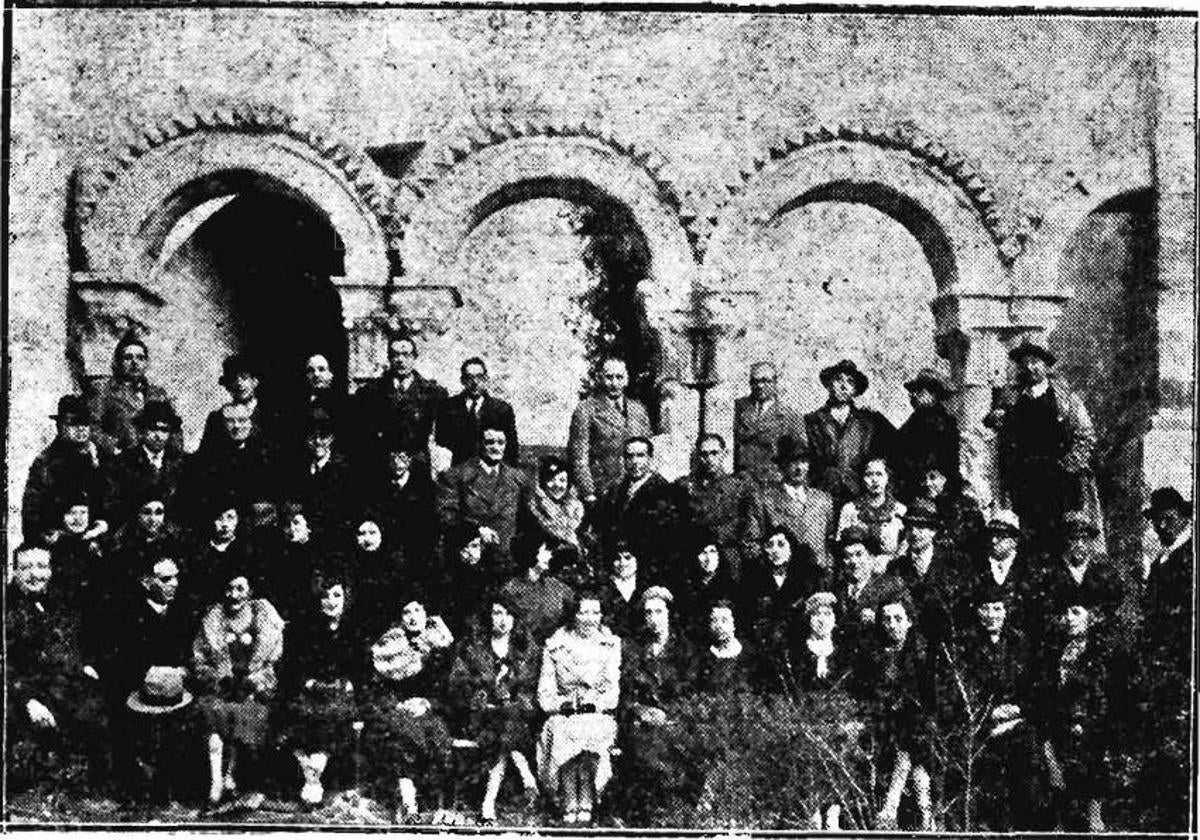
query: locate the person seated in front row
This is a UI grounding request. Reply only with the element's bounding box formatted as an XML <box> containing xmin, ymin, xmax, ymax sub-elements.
<box><xmin>536</xmin><ymin>591</ymin><xmax>621</xmax><ymax>826</ymax></box>
<box><xmin>5</xmin><ymin>544</ymin><xmax>110</xmax><ymax>794</ymax></box>
<box><xmin>616</xmin><ymin>586</ymin><xmax>697</xmax><ymax>826</ymax></box>
<box><xmin>692</xmin><ymin>599</ymin><xmax>757</xmax><ymax>700</ymax></box>
<box><xmin>191</xmin><ymin>567</ymin><xmax>284</xmax><ymax>810</ymax></box>
<box><xmin>447</xmin><ymin>595</ymin><xmax>541</xmax><ymax>823</ymax></box>
<box><xmin>849</xmin><ymin>590</ymin><xmax>936</xmax><ymax>831</ymax></box>
<box><xmin>277</xmin><ymin>574</ymin><xmax>367</xmax><ymax>807</ymax></box>
<box><xmin>360</xmin><ymin>594</ymin><xmax>455</xmax><ymax>821</ymax></box>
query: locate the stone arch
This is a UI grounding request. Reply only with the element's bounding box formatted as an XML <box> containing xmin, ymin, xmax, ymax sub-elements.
<box><xmin>392</xmin><ymin>122</ymin><xmax>700</xmax><ymax>475</ymax></box>
<box><xmin>699</xmin><ymin>125</ymin><xmax>1023</xmax><ymax>504</ymax></box>
<box><xmin>77</xmin><ymin>105</ymin><xmax>393</xmax><ymax>290</ymax></box>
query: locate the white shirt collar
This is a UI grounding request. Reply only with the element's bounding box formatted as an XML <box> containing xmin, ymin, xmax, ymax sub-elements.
<box><xmin>1066</xmin><ymin>562</ymin><xmax>1087</xmax><ymax>585</ymax></box>
<box><xmin>479</xmin><ymin>459</ymin><xmax>500</xmax><ymax>476</ymax></box>
<box><xmin>614</xmin><ymin>576</ymin><xmax>637</xmax><ymax>601</ymax></box>
<box><xmin>146</xmin><ymin>598</ymin><xmax>168</xmax><ymax>615</ymax></box>
<box><xmin>1147</xmin><ymin>525</ymin><xmax>1194</xmax><ymax>580</ymax></box>
<box><xmin>1026</xmin><ymin>380</ymin><xmax>1050</xmax><ymax>399</ymax></box>
<box><xmin>912</xmin><ymin>545</ymin><xmax>934</xmax><ymax>576</ymax></box>
<box><xmin>783</xmin><ymin>483</ymin><xmax>808</xmax><ymax>503</ymax></box>
<box><xmin>142</xmin><ymin>446</ymin><xmax>164</xmax><ymax>469</ymax></box>
<box><xmin>829</xmin><ymin>404</ymin><xmax>851</xmax><ymax>423</ymax></box>
<box><xmin>311</xmin><ymin>453</ymin><xmax>331</xmax><ymax>474</ymax></box>
<box><xmin>990</xmin><ymin>553</ymin><xmax>1014</xmax><ymax>584</ymax></box>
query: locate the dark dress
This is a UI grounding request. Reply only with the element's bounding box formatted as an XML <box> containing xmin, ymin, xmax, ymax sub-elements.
<box><xmin>446</xmin><ymin>630</ymin><xmax>540</xmax><ymax>760</ymax></box>
<box><xmin>849</xmin><ymin>629</ymin><xmax>937</xmax><ymax>769</ymax></box>
<box><xmin>278</xmin><ymin>609</ymin><xmax>368</xmax><ymax>755</ymax></box>
<box><xmin>616</xmin><ymin>632</ymin><xmax>699</xmax><ymax>824</ymax></box>
<box><xmin>675</xmin><ymin>565</ymin><xmax>739</xmax><ymax>646</ymax></box>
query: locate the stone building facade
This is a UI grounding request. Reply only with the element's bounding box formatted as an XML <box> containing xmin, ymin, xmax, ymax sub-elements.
<box><xmin>6</xmin><ymin>9</ymin><xmax>1196</xmax><ymax>569</ymax></box>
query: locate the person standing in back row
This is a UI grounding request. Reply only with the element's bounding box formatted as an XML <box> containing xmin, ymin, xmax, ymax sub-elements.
<box><xmin>804</xmin><ymin>359</ymin><xmax>895</xmax><ymax>508</ymax></box>
<box><xmin>733</xmin><ymin>362</ymin><xmax>805</xmax><ymax>486</ymax></box>
<box><xmin>568</xmin><ymin>357</ymin><xmax>652</xmax><ymax>506</ymax></box>
<box><xmin>436</xmin><ymin>357</ymin><xmax>520</xmax><ymax>467</ymax></box>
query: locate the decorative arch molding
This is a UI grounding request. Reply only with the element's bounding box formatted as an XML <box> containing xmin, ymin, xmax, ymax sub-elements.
<box><xmin>76</xmin><ymin>104</ymin><xmax>393</xmax><ymax>288</ymax></box>
<box><xmin>1011</xmin><ymin>166</ymin><xmax>1155</xmax><ymax>295</ymax></box>
<box><xmin>701</xmin><ymin>126</ymin><xmax>1011</xmax><ymax>295</ymax></box>
<box><xmin>391</xmin><ymin>120</ymin><xmax>702</xmax><ymax>477</ymax></box>
<box><xmin>393</xmin><ymin>120</ymin><xmax>700</xmax><ymax>364</ymax></box>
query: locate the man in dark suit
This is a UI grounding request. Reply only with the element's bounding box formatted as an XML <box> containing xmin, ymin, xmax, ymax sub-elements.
<box><xmin>804</xmin><ymin>359</ymin><xmax>895</xmax><ymax>506</ymax></box>
<box><xmin>887</xmin><ymin>498</ymin><xmax>962</xmax><ymax>649</ymax></box>
<box><xmin>196</xmin><ymin>354</ymin><xmax>268</xmax><ymax>456</ymax></box>
<box><xmin>278</xmin><ymin>410</ymin><xmax>358</xmax><ymax>546</ymax></box>
<box><xmin>893</xmin><ymin>368</ymin><xmax>960</xmax><ymax>503</ymax></box>
<box><xmin>676</xmin><ymin>433</ymin><xmax>754</xmax><ymax>580</ymax></box>
<box><xmin>354</xmin><ymin>333</ymin><xmax>448</xmax><ymax>472</ymax></box>
<box><xmin>436</xmin><ymin>357</ymin><xmax>519</xmax><ymax>467</ymax></box>
<box><xmin>6</xmin><ymin>545</ymin><xmax>110</xmax><ymax>792</ymax></box>
<box><xmin>1135</xmin><ymin>487</ymin><xmax>1193</xmax><ymax>831</ymax></box>
<box><xmin>732</xmin><ymin>361</ymin><xmax>805</xmax><ymax>485</ymax></box>
<box><xmin>436</xmin><ymin>425</ymin><xmax>530</xmax><ymax>575</ymax></box>
<box><xmin>22</xmin><ymin>395</ymin><xmax>112</xmax><ymax>544</ymax></box>
<box><xmin>1030</xmin><ymin>511</ymin><xmax>1122</xmax><ymax>639</ymax></box>
<box><xmin>106</xmin><ymin>401</ymin><xmax>186</xmax><ymax>529</ymax></box>
<box><xmin>363</xmin><ymin>447</ymin><xmax>439</xmax><ymax>566</ymax></box>
<box><xmin>592</xmin><ymin>436</ymin><xmax>685</xmax><ymax>588</ymax></box>
<box><xmin>178</xmin><ymin>401</ymin><xmax>275</xmax><ymax>529</ymax></box>
<box><xmin>959</xmin><ymin>509</ymin><xmax>1038</xmax><ymax>636</ymax></box>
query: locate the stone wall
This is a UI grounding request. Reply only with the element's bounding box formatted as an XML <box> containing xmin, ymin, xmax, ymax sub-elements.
<box><xmin>7</xmin><ymin>9</ymin><xmax>1195</xmax><ymax>557</ymax></box>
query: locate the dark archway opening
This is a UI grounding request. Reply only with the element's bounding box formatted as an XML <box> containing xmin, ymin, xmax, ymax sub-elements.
<box><xmin>191</xmin><ymin>188</ymin><xmax>348</xmax><ymax>411</ymax></box>
<box><xmin>1051</xmin><ymin>188</ymin><xmax>1158</xmax><ymax>576</ymax></box>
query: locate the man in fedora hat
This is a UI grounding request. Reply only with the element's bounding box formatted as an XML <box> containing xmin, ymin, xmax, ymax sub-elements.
<box><xmin>743</xmin><ymin>435</ymin><xmax>837</xmax><ymax>576</ymax></box>
<box><xmin>22</xmin><ymin>395</ymin><xmax>111</xmax><ymax>543</ymax></box>
<box><xmin>1135</xmin><ymin>486</ymin><xmax>1193</xmax><ymax>831</ymax></box>
<box><xmin>1030</xmin><ymin>511</ymin><xmax>1122</xmax><ymax>638</ymax></box>
<box><xmin>887</xmin><ymin>498</ymin><xmax>961</xmax><ymax>646</ymax></box>
<box><xmin>804</xmin><ymin>359</ymin><xmax>895</xmax><ymax>506</ymax></box>
<box><xmin>197</xmin><ymin>354</ymin><xmax>267</xmax><ymax>457</ymax></box>
<box><xmin>992</xmin><ymin>339</ymin><xmax>1100</xmax><ymax>557</ymax></box>
<box><xmin>278</xmin><ymin>408</ymin><xmax>359</xmax><ymax>546</ymax></box>
<box><xmin>89</xmin><ymin>330</ymin><xmax>182</xmax><ymax>457</ymax></box>
<box><xmin>732</xmin><ymin>361</ymin><xmax>805</xmax><ymax>485</ymax></box>
<box><xmin>106</xmin><ymin>400</ymin><xmax>187</xmax><ymax>528</ymax></box>
<box><xmin>894</xmin><ymin>368</ymin><xmax>960</xmax><ymax>502</ymax></box>
<box><xmin>120</xmin><ymin>666</ymin><xmax>196</xmax><ymax>805</ymax></box>
<box><xmin>961</xmin><ymin>509</ymin><xmax>1039</xmax><ymax>635</ymax></box>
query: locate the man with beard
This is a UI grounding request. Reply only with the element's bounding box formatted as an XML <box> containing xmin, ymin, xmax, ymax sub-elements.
<box><xmin>804</xmin><ymin>359</ymin><xmax>895</xmax><ymax>507</ymax></box>
<box><xmin>991</xmin><ymin>340</ymin><xmax>1100</xmax><ymax>557</ymax></box>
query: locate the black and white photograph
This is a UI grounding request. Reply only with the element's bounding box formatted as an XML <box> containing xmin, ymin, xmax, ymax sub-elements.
<box><xmin>2</xmin><ymin>2</ymin><xmax>1196</xmax><ymax>833</ymax></box>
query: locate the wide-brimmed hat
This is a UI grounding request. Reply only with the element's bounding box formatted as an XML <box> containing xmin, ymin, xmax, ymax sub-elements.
<box><xmin>1143</xmin><ymin>487</ymin><xmax>1193</xmax><ymax>520</ymax></box>
<box><xmin>985</xmin><ymin>509</ymin><xmax>1021</xmax><ymax>536</ymax></box>
<box><xmin>818</xmin><ymin>359</ymin><xmax>869</xmax><ymax>396</ymax></box>
<box><xmin>1008</xmin><ymin>340</ymin><xmax>1057</xmax><ymax>366</ymax></box>
<box><xmin>52</xmin><ymin>394</ymin><xmax>91</xmax><ymax>424</ymax></box>
<box><xmin>1062</xmin><ymin>510</ymin><xmax>1101</xmax><ymax>539</ymax></box>
<box><xmin>135</xmin><ymin>400</ymin><xmax>181</xmax><ymax>431</ymax></box>
<box><xmin>774</xmin><ymin>435</ymin><xmax>811</xmax><ymax>466</ymax></box>
<box><xmin>220</xmin><ymin>353</ymin><xmax>259</xmax><ymax>386</ymax></box>
<box><xmin>904</xmin><ymin>368</ymin><xmax>955</xmax><ymax>399</ymax></box>
<box><xmin>902</xmin><ymin>498</ymin><xmax>942</xmax><ymax>530</ymax></box>
<box><xmin>127</xmin><ymin>666</ymin><xmax>192</xmax><ymax>715</ymax></box>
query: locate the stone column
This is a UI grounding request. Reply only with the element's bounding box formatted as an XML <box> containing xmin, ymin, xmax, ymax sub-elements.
<box><xmin>933</xmin><ymin>289</ymin><xmax>1071</xmax><ymax>512</ymax></box>
<box><xmin>1144</xmin><ymin>25</ymin><xmax>1196</xmax><ymax>497</ymax></box>
<box><xmin>333</xmin><ymin>277</ymin><xmax>390</xmax><ymax>389</ymax></box>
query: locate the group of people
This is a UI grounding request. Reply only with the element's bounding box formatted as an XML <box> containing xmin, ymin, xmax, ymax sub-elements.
<box><xmin>8</xmin><ymin>328</ymin><xmax>1194</xmax><ymax>831</ymax></box>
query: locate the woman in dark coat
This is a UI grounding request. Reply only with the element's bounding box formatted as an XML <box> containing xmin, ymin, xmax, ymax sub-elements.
<box><xmin>439</xmin><ymin>524</ymin><xmax>502</xmax><ymax>639</ymax></box>
<box><xmin>675</xmin><ymin>530</ymin><xmax>738</xmax><ymax>646</ymax></box>
<box><xmin>447</xmin><ymin>595</ymin><xmax>541</xmax><ymax>822</ymax></box>
<box><xmin>278</xmin><ymin>573</ymin><xmax>367</xmax><ymax>806</ymax></box>
<box><xmin>340</xmin><ymin>518</ymin><xmax>411</xmax><ymax>637</ymax></box>
<box><xmin>360</xmin><ymin>594</ymin><xmax>455</xmax><ymax>820</ymax></box>
<box><xmin>1030</xmin><ymin>590</ymin><xmax>1116</xmax><ymax>832</ymax></box>
<box><xmin>192</xmin><ymin>568</ymin><xmax>284</xmax><ymax>808</ymax></box>
<box><xmin>519</xmin><ymin>455</ymin><xmax>590</xmax><ymax>587</ymax></box>
<box><xmin>616</xmin><ymin>586</ymin><xmax>698</xmax><ymax>825</ymax></box>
